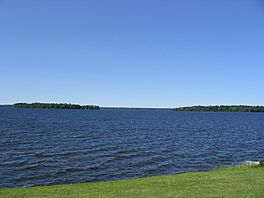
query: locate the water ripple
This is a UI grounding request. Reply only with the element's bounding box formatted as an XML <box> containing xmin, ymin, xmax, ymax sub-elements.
<box><xmin>0</xmin><ymin>108</ymin><xmax>264</xmax><ymax>187</ymax></box>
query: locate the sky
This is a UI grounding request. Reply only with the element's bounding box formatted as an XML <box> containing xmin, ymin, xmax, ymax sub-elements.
<box><xmin>1</xmin><ymin>0</ymin><xmax>264</xmax><ymax>108</ymax></box>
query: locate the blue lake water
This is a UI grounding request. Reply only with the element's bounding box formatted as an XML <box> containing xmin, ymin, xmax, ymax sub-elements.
<box><xmin>0</xmin><ymin>108</ymin><xmax>264</xmax><ymax>188</ymax></box>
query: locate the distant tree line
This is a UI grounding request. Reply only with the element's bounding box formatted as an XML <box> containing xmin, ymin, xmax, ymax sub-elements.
<box><xmin>172</xmin><ymin>105</ymin><xmax>264</xmax><ymax>112</ymax></box>
<box><xmin>13</xmin><ymin>103</ymin><xmax>100</xmax><ymax>110</ymax></box>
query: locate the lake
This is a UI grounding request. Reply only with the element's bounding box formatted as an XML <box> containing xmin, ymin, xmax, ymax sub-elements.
<box><xmin>0</xmin><ymin>108</ymin><xmax>264</xmax><ymax>188</ymax></box>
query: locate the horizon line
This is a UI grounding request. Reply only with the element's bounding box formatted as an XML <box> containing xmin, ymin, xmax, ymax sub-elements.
<box><xmin>1</xmin><ymin>102</ymin><xmax>264</xmax><ymax>109</ymax></box>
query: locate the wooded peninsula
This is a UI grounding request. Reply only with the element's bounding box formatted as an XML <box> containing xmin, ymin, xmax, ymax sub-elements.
<box><xmin>173</xmin><ymin>105</ymin><xmax>264</xmax><ymax>112</ymax></box>
<box><xmin>12</xmin><ymin>103</ymin><xmax>100</xmax><ymax>110</ymax></box>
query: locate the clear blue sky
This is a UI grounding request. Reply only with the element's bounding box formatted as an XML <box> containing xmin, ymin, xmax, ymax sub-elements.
<box><xmin>1</xmin><ymin>0</ymin><xmax>264</xmax><ymax>107</ymax></box>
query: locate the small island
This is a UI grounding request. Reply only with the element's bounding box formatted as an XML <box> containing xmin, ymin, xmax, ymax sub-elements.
<box><xmin>173</xmin><ymin>105</ymin><xmax>264</xmax><ymax>112</ymax></box>
<box><xmin>12</xmin><ymin>103</ymin><xmax>100</xmax><ymax>110</ymax></box>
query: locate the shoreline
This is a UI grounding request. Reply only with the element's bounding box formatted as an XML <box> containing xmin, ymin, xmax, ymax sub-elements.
<box><xmin>1</xmin><ymin>163</ymin><xmax>263</xmax><ymax>197</ymax></box>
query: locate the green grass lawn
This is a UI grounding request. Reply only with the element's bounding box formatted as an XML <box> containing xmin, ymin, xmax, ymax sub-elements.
<box><xmin>1</xmin><ymin>165</ymin><xmax>264</xmax><ymax>198</ymax></box>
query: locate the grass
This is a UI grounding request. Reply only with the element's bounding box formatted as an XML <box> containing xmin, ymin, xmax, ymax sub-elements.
<box><xmin>1</xmin><ymin>165</ymin><xmax>264</xmax><ymax>198</ymax></box>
